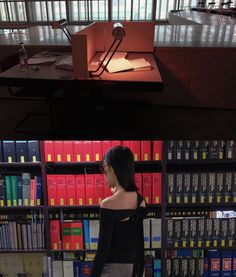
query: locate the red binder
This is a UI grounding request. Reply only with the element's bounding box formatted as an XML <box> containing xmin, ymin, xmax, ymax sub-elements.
<box><xmin>66</xmin><ymin>175</ymin><xmax>76</xmax><ymax>206</ymax></box>
<box><xmin>142</xmin><ymin>173</ymin><xmax>152</xmax><ymax>204</ymax></box>
<box><xmin>85</xmin><ymin>174</ymin><xmax>95</xmax><ymax>205</ymax></box>
<box><xmin>50</xmin><ymin>220</ymin><xmax>61</xmax><ymax>250</ymax></box>
<box><xmin>83</xmin><ymin>141</ymin><xmax>92</xmax><ymax>162</ymax></box>
<box><xmin>153</xmin><ymin>141</ymin><xmax>163</xmax><ymax>161</ymax></box>
<box><xmin>131</xmin><ymin>141</ymin><xmax>141</xmax><ymax>161</ymax></box>
<box><xmin>74</xmin><ymin>141</ymin><xmax>83</xmax><ymax>162</ymax></box>
<box><xmin>75</xmin><ymin>175</ymin><xmax>85</xmax><ymax>205</ymax></box>
<box><xmin>122</xmin><ymin>141</ymin><xmax>131</xmax><ymax>149</ymax></box>
<box><xmin>30</xmin><ymin>179</ymin><xmax>36</xmax><ymax>206</ymax></box>
<box><xmin>152</xmin><ymin>173</ymin><xmax>162</xmax><ymax>204</ymax></box>
<box><xmin>103</xmin><ymin>175</ymin><xmax>112</xmax><ymax>198</ymax></box>
<box><xmin>54</xmin><ymin>141</ymin><xmax>64</xmax><ymax>162</ymax></box>
<box><xmin>62</xmin><ymin>222</ymin><xmax>72</xmax><ymax>250</ymax></box>
<box><xmin>44</xmin><ymin>141</ymin><xmax>55</xmax><ymax>162</ymax></box>
<box><xmin>71</xmin><ymin>222</ymin><xmax>84</xmax><ymax>250</ymax></box>
<box><xmin>57</xmin><ymin>175</ymin><xmax>67</xmax><ymax>206</ymax></box>
<box><xmin>64</xmin><ymin>141</ymin><xmax>74</xmax><ymax>162</ymax></box>
<box><xmin>111</xmin><ymin>141</ymin><xmax>121</xmax><ymax>147</ymax></box>
<box><xmin>47</xmin><ymin>175</ymin><xmax>58</xmax><ymax>206</ymax></box>
<box><xmin>135</xmin><ymin>173</ymin><xmax>143</xmax><ymax>194</ymax></box>
<box><xmin>141</xmin><ymin>141</ymin><xmax>151</xmax><ymax>161</ymax></box>
<box><xmin>102</xmin><ymin>141</ymin><xmax>112</xmax><ymax>156</ymax></box>
<box><xmin>92</xmin><ymin>141</ymin><xmax>102</xmax><ymax>162</ymax></box>
<box><xmin>94</xmin><ymin>174</ymin><xmax>104</xmax><ymax>205</ymax></box>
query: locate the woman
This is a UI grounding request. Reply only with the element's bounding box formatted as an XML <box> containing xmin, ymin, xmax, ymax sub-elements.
<box><xmin>91</xmin><ymin>146</ymin><xmax>147</xmax><ymax>277</ymax></box>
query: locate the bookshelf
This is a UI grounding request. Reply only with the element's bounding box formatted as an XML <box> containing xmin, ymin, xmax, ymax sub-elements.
<box><xmin>1</xmin><ymin>140</ymin><xmax>236</xmax><ymax>276</ymax></box>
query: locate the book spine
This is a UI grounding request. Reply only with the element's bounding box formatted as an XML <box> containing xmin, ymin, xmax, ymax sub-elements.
<box><xmin>35</xmin><ymin>176</ymin><xmax>42</xmax><ymax>206</ymax></box>
<box><xmin>5</xmin><ymin>175</ymin><xmax>12</xmax><ymax>206</ymax></box>
<box><xmin>22</xmin><ymin>173</ymin><xmax>31</xmax><ymax>206</ymax></box>
<box><xmin>0</xmin><ymin>176</ymin><xmax>6</xmax><ymax>207</ymax></box>
<box><xmin>17</xmin><ymin>176</ymin><xmax>23</xmax><ymax>206</ymax></box>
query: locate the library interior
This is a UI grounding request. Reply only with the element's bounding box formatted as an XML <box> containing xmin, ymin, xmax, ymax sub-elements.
<box><xmin>0</xmin><ymin>0</ymin><xmax>236</xmax><ymax>276</ymax></box>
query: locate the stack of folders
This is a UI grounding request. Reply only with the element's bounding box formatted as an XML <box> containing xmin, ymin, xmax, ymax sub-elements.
<box><xmin>99</xmin><ymin>51</ymin><xmax>152</xmax><ymax>74</ymax></box>
<box><xmin>55</xmin><ymin>55</ymin><xmax>73</xmax><ymax>71</ymax></box>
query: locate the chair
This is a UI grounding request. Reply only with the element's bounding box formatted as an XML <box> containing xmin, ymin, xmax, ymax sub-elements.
<box><xmin>52</xmin><ymin>19</ymin><xmax>71</xmax><ymax>44</ymax></box>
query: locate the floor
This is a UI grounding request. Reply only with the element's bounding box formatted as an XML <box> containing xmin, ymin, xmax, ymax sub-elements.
<box><xmin>1</xmin><ymin>86</ymin><xmax>236</xmax><ymax>139</ymax></box>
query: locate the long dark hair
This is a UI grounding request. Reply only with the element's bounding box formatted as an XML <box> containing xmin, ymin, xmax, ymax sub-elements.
<box><xmin>102</xmin><ymin>146</ymin><xmax>138</xmax><ymax>192</ymax></box>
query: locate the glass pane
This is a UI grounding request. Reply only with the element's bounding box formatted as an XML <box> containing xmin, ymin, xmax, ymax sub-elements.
<box><xmin>0</xmin><ymin>2</ymin><xmax>8</xmax><ymax>21</ymax></box>
<box><xmin>156</xmin><ymin>0</ymin><xmax>176</xmax><ymax>20</ymax></box>
<box><xmin>7</xmin><ymin>1</ymin><xmax>26</xmax><ymax>21</ymax></box>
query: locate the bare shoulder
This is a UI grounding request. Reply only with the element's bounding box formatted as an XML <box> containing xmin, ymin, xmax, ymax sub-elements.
<box><xmin>100</xmin><ymin>196</ymin><xmax>115</xmax><ymax>209</ymax></box>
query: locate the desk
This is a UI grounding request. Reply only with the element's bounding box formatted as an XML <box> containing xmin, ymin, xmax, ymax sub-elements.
<box><xmin>0</xmin><ymin>52</ymin><xmax>163</xmax><ymax>137</ymax></box>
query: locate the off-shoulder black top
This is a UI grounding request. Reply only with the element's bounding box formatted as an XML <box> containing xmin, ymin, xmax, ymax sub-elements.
<box><xmin>91</xmin><ymin>192</ymin><xmax>147</xmax><ymax>277</ymax></box>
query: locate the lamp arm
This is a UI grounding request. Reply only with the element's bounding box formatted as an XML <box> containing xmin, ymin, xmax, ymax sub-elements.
<box><xmin>90</xmin><ymin>39</ymin><xmax>123</xmax><ymax>77</ymax></box>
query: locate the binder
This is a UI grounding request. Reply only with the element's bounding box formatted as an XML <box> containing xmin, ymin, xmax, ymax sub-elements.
<box><xmin>63</xmin><ymin>141</ymin><xmax>74</xmax><ymax>162</ymax></box>
<box><xmin>71</xmin><ymin>222</ymin><xmax>84</xmax><ymax>250</ymax></box>
<box><xmin>79</xmin><ymin>261</ymin><xmax>93</xmax><ymax>277</ymax></box>
<box><xmin>47</xmin><ymin>175</ymin><xmax>58</xmax><ymax>206</ymax></box>
<box><xmin>102</xmin><ymin>141</ymin><xmax>112</xmax><ymax>156</ymax></box>
<box><xmin>206</xmin><ymin>219</ymin><xmax>213</xmax><ymax>248</ymax></box>
<box><xmin>28</xmin><ymin>140</ymin><xmax>41</xmax><ymax>163</ymax></box>
<box><xmin>94</xmin><ymin>174</ymin><xmax>104</xmax><ymax>205</ymax></box>
<box><xmin>83</xmin><ymin>220</ymin><xmax>90</xmax><ymax>249</ymax></box>
<box><xmin>57</xmin><ymin>175</ymin><xmax>67</xmax><ymax>206</ymax></box>
<box><xmin>142</xmin><ymin>173</ymin><xmax>152</xmax><ymax>204</ymax></box>
<box><xmin>199</xmin><ymin>173</ymin><xmax>207</xmax><ymax>204</ymax></box>
<box><xmin>3</xmin><ymin>141</ymin><xmax>16</xmax><ymax>163</ymax></box>
<box><xmin>189</xmin><ymin>258</ymin><xmax>196</xmax><ymax>277</ymax></box>
<box><xmin>66</xmin><ymin>175</ymin><xmax>76</xmax><ymax>206</ymax></box>
<box><xmin>184</xmin><ymin>140</ymin><xmax>191</xmax><ymax>160</ymax></box>
<box><xmin>54</xmin><ymin>141</ymin><xmax>64</xmax><ymax>162</ymax></box>
<box><xmin>143</xmin><ymin>218</ymin><xmax>151</xmax><ymax>249</ymax></box>
<box><xmin>44</xmin><ymin>141</ymin><xmax>54</xmax><ymax>162</ymax></box>
<box><xmin>130</xmin><ymin>141</ymin><xmax>140</xmax><ymax>161</ymax></box>
<box><xmin>82</xmin><ymin>141</ymin><xmax>92</xmax><ymax>162</ymax></box>
<box><xmin>50</xmin><ymin>220</ymin><xmax>60</xmax><ymax>250</ymax></box>
<box><xmin>92</xmin><ymin>141</ymin><xmax>102</xmax><ymax>162</ymax></box>
<box><xmin>209</xmin><ymin>140</ymin><xmax>218</xmax><ymax>159</ymax></box>
<box><xmin>153</xmin><ymin>259</ymin><xmax>161</xmax><ymax>277</ymax></box>
<box><xmin>197</xmin><ymin>218</ymin><xmax>205</xmax><ymax>248</ymax></box>
<box><xmin>75</xmin><ymin>175</ymin><xmax>85</xmax><ymax>206</ymax></box>
<box><xmin>180</xmin><ymin>258</ymin><xmax>188</xmax><ymax>277</ymax></box>
<box><xmin>213</xmin><ymin>219</ymin><xmax>220</xmax><ymax>248</ymax></box>
<box><xmin>209</xmin><ymin>250</ymin><xmax>221</xmax><ymax>277</ymax></box>
<box><xmin>221</xmin><ymin>219</ymin><xmax>228</xmax><ymax>248</ymax></box>
<box><xmin>217</xmin><ymin>140</ymin><xmax>225</xmax><ymax>160</ymax></box>
<box><xmin>89</xmin><ymin>220</ymin><xmax>99</xmax><ymax>250</ymax></box>
<box><xmin>208</xmin><ymin>173</ymin><xmax>216</xmax><ymax>204</ymax></box>
<box><xmin>151</xmin><ymin>219</ymin><xmax>161</xmax><ymax>248</ymax></box>
<box><xmin>167</xmin><ymin>173</ymin><xmax>175</xmax><ymax>205</ymax></box>
<box><xmin>152</xmin><ymin>173</ymin><xmax>162</xmax><ymax>204</ymax></box>
<box><xmin>233</xmin><ymin>173</ymin><xmax>236</xmax><ymax>203</ymax></box>
<box><xmin>52</xmin><ymin>261</ymin><xmax>63</xmax><ymax>277</ymax></box>
<box><xmin>175</xmin><ymin>173</ymin><xmax>183</xmax><ymax>204</ymax></box>
<box><xmin>11</xmin><ymin>176</ymin><xmax>18</xmax><ymax>206</ymax></box>
<box><xmin>111</xmin><ymin>141</ymin><xmax>121</xmax><ymax>147</ymax></box>
<box><xmin>63</xmin><ymin>261</ymin><xmax>73</xmax><ymax>277</ymax></box>
<box><xmin>167</xmin><ymin>219</ymin><xmax>174</xmax><ymax>248</ymax></box>
<box><xmin>74</xmin><ymin>141</ymin><xmax>83</xmax><ymax>162</ymax></box>
<box><xmin>225</xmin><ymin>172</ymin><xmax>232</xmax><ymax>204</ymax></box>
<box><xmin>173</xmin><ymin>258</ymin><xmax>180</xmax><ymax>277</ymax></box>
<box><xmin>122</xmin><ymin>140</ymin><xmax>131</xmax><ymax>149</ymax></box>
<box><xmin>30</xmin><ymin>179</ymin><xmax>36</xmax><ymax>206</ymax></box>
<box><xmin>166</xmin><ymin>259</ymin><xmax>172</xmax><ymax>277</ymax></box>
<box><xmin>73</xmin><ymin>260</ymin><xmax>80</xmax><ymax>277</ymax></box>
<box><xmin>22</xmin><ymin>173</ymin><xmax>31</xmax><ymax>206</ymax></box>
<box><xmin>15</xmin><ymin>141</ymin><xmax>29</xmax><ymax>163</ymax></box>
<box><xmin>233</xmin><ymin>251</ymin><xmax>236</xmax><ymax>276</ymax></box>
<box><xmin>166</xmin><ymin>140</ymin><xmax>176</xmax><ymax>160</ymax></box>
<box><xmin>200</xmin><ymin>140</ymin><xmax>210</xmax><ymax>160</ymax></box>
<box><xmin>0</xmin><ymin>176</ymin><xmax>6</xmax><ymax>206</ymax></box>
<box><xmin>85</xmin><ymin>174</ymin><xmax>95</xmax><ymax>205</ymax></box>
<box><xmin>216</xmin><ymin>172</ymin><xmax>223</xmax><ymax>204</ymax></box>
<box><xmin>221</xmin><ymin>250</ymin><xmax>233</xmax><ymax>277</ymax></box>
<box><xmin>226</xmin><ymin>140</ymin><xmax>234</xmax><ymax>159</ymax></box>
<box><xmin>191</xmin><ymin>140</ymin><xmax>200</xmax><ymax>160</ymax></box>
<box><xmin>153</xmin><ymin>140</ymin><xmax>162</xmax><ymax>161</ymax></box>
<box><xmin>189</xmin><ymin>219</ymin><xmax>197</xmax><ymax>248</ymax></box>
<box><xmin>228</xmin><ymin>218</ymin><xmax>236</xmax><ymax>247</ymax></box>
<box><xmin>183</xmin><ymin>173</ymin><xmax>190</xmax><ymax>204</ymax></box>
<box><xmin>192</xmin><ymin>173</ymin><xmax>199</xmax><ymax>204</ymax></box>
<box><xmin>173</xmin><ymin>219</ymin><xmax>181</xmax><ymax>248</ymax></box>
<box><xmin>62</xmin><ymin>222</ymin><xmax>72</xmax><ymax>250</ymax></box>
<box><xmin>141</xmin><ymin>141</ymin><xmax>151</xmax><ymax>161</ymax></box>
<box><xmin>182</xmin><ymin>219</ymin><xmax>189</xmax><ymax>248</ymax></box>
<box><xmin>134</xmin><ymin>173</ymin><xmax>143</xmax><ymax>194</ymax></box>
<box><xmin>176</xmin><ymin>140</ymin><xmax>184</xmax><ymax>160</ymax></box>
<box><xmin>35</xmin><ymin>176</ymin><xmax>42</xmax><ymax>206</ymax></box>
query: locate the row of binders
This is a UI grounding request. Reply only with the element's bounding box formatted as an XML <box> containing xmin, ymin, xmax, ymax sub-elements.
<box><xmin>167</xmin><ymin>218</ymin><xmax>236</xmax><ymax>248</ymax></box>
<box><xmin>50</xmin><ymin>218</ymin><xmax>161</xmax><ymax>250</ymax></box>
<box><xmin>0</xmin><ymin>221</ymin><xmax>45</xmax><ymax>250</ymax></box>
<box><xmin>0</xmin><ymin>140</ymin><xmax>40</xmax><ymax>163</ymax></box>
<box><xmin>44</xmin><ymin>140</ymin><xmax>162</xmax><ymax>162</ymax></box>
<box><xmin>167</xmin><ymin>172</ymin><xmax>236</xmax><ymax>205</ymax></box>
<box><xmin>166</xmin><ymin>140</ymin><xmax>236</xmax><ymax>160</ymax></box>
<box><xmin>46</xmin><ymin>256</ymin><xmax>161</xmax><ymax>277</ymax></box>
<box><xmin>47</xmin><ymin>173</ymin><xmax>162</xmax><ymax>206</ymax></box>
<box><xmin>165</xmin><ymin>251</ymin><xmax>236</xmax><ymax>277</ymax></box>
<box><xmin>0</xmin><ymin>174</ymin><xmax>42</xmax><ymax>207</ymax></box>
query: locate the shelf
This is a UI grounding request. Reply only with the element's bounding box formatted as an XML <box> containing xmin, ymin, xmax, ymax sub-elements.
<box><xmin>0</xmin><ymin>206</ymin><xmax>45</xmax><ymax>211</ymax></box>
<box><xmin>166</xmin><ymin>159</ymin><xmax>236</xmax><ymax>172</ymax></box>
<box><xmin>166</xmin><ymin>203</ymin><xmax>236</xmax><ymax>212</ymax></box>
<box><xmin>45</xmin><ymin>161</ymin><xmax>162</xmax><ymax>174</ymax></box>
<box><xmin>50</xmin><ymin>248</ymin><xmax>161</xmax><ymax>253</ymax></box>
<box><xmin>48</xmin><ymin>205</ymin><xmax>100</xmax><ymax>210</ymax></box>
<box><xmin>166</xmin><ymin>246</ymin><xmax>236</xmax><ymax>250</ymax></box>
<box><xmin>0</xmin><ymin>249</ymin><xmax>47</xmax><ymax>253</ymax></box>
<box><xmin>0</xmin><ymin>162</ymin><xmax>42</xmax><ymax>172</ymax></box>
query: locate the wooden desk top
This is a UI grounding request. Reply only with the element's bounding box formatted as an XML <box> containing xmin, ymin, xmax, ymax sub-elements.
<box><xmin>0</xmin><ymin>52</ymin><xmax>163</xmax><ymax>92</ymax></box>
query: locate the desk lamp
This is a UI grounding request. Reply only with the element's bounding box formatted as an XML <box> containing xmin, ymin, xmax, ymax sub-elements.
<box><xmin>52</xmin><ymin>19</ymin><xmax>71</xmax><ymax>44</ymax></box>
<box><xmin>90</xmin><ymin>22</ymin><xmax>125</xmax><ymax>77</ymax></box>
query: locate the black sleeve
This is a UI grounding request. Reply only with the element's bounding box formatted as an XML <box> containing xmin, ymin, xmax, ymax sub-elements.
<box><xmin>91</xmin><ymin>209</ymin><xmax>115</xmax><ymax>277</ymax></box>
